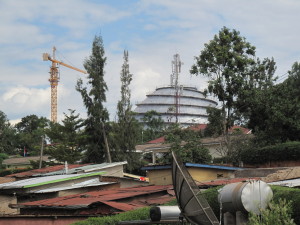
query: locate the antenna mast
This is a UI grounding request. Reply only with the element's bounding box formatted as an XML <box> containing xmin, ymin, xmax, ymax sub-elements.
<box><xmin>171</xmin><ymin>54</ymin><xmax>183</xmax><ymax>123</ymax></box>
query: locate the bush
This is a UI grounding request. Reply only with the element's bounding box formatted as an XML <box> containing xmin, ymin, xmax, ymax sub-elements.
<box><xmin>241</xmin><ymin>141</ymin><xmax>300</xmax><ymax>164</ymax></box>
<box><xmin>73</xmin><ymin>207</ymin><xmax>150</xmax><ymax>225</ymax></box>
<box><xmin>271</xmin><ymin>185</ymin><xmax>300</xmax><ymax>224</ymax></box>
<box><xmin>248</xmin><ymin>199</ymin><xmax>296</xmax><ymax>225</ymax></box>
<box><xmin>0</xmin><ymin>167</ymin><xmax>31</xmax><ymax>177</ymax></box>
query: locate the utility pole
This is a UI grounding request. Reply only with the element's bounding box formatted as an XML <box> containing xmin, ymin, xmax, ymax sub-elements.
<box><xmin>39</xmin><ymin>136</ymin><xmax>44</xmax><ymax>169</ymax></box>
<box><xmin>101</xmin><ymin>121</ymin><xmax>112</xmax><ymax>163</ymax></box>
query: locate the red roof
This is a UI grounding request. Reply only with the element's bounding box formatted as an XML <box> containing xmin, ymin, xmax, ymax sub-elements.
<box><xmin>147</xmin><ymin>136</ymin><xmax>166</xmax><ymax>144</ymax></box>
<box><xmin>17</xmin><ymin>185</ymin><xmax>175</xmax><ymax>215</ymax></box>
<box><xmin>146</xmin><ymin>124</ymin><xmax>250</xmax><ymax>144</ymax></box>
<box><xmin>6</xmin><ymin>164</ymin><xmax>88</xmax><ymax>178</ymax></box>
<box><xmin>188</xmin><ymin>124</ymin><xmax>208</xmax><ymax>131</ymax></box>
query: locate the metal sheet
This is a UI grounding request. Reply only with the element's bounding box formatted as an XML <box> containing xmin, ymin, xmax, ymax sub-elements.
<box><xmin>172</xmin><ymin>151</ymin><xmax>219</xmax><ymax>225</ymax></box>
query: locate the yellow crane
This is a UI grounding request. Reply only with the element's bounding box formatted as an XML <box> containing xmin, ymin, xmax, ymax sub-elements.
<box><xmin>43</xmin><ymin>46</ymin><xmax>87</xmax><ymax>123</ymax></box>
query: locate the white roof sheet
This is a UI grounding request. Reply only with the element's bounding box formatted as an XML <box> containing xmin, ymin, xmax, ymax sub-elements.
<box><xmin>28</xmin><ymin>179</ymin><xmax>114</xmax><ymax>193</ymax></box>
<box><xmin>34</xmin><ymin>161</ymin><xmax>127</xmax><ymax>176</ymax></box>
<box><xmin>0</xmin><ymin>172</ymin><xmax>104</xmax><ymax>189</ymax></box>
<box><xmin>269</xmin><ymin>178</ymin><xmax>300</xmax><ymax>187</ymax></box>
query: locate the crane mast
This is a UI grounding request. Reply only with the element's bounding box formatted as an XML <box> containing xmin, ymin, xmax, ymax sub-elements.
<box><xmin>43</xmin><ymin>46</ymin><xmax>87</xmax><ymax>123</ymax></box>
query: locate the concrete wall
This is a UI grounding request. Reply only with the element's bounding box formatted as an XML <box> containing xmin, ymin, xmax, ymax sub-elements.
<box><xmin>234</xmin><ymin>168</ymin><xmax>284</xmax><ymax>178</ymax></box>
<box><xmin>0</xmin><ymin>216</ymin><xmax>87</xmax><ymax>225</ymax></box>
<box><xmin>147</xmin><ymin>169</ymin><xmax>172</xmax><ymax>185</ymax></box>
<box><xmin>188</xmin><ymin>168</ymin><xmax>234</xmax><ymax>182</ymax></box>
<box><xmin>0</xmin><ymin>195</ymin><xmax>17</xmax><ymax>215</ymax></box>
<box><xmin>147</xmin><ymin>167</ymin><xmax>235</xmax><ymax>185</ymax></box>
<box><xmin>58</xmin><ymin>182</ymin><xmax>120</xmax><ymax>197</ymax></box>
<box><xmin>0</xmin><ymin>177</ymin><xmax>15</xmax><ymax>184</ymax></box>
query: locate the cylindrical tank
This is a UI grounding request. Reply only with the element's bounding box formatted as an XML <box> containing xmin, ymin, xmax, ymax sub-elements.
<box><xmin>218</xmin><ymin>180</ymin><xmax>273</xmax><ymax>215</ymax></box>
<box><xmin>150</xmin><ymin>206</ymin><xmax>181</xmax><ymax>221</ymax></box>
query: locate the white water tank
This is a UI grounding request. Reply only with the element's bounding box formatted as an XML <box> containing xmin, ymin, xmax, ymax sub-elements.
<box><xmin>218</xmin><ymin>180</ymin><xmax>273</xmax><ymax>215</ymax></box>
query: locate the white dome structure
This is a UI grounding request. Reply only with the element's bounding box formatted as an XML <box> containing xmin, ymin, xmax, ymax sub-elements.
<box><xmin>133</xmin><ymin>85</ymin><xmax>217</xmax><ymax>126</ymax></box>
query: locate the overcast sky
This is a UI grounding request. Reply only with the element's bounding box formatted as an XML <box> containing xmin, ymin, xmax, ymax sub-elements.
<box><xmin>0</xmin><ymin>0</ymin><xmax>299</xmax><ymax>124</ymax></box>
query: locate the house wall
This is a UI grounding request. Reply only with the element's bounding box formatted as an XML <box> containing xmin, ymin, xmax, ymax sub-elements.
<box><xmin>0</xmin><ymin>177</ymin><xmax>15</xmax><ymax>184</ymax></box>
<box><xmin>188</xmin><ymin>168</ymin><xmax>234</xmax><ymax>182</ymax></box>
<box><xmin>147</xmin><ymin>168</ymin><xmax>235</xmax><ymax>185</ymax></box>
<box><xmin>0</xmin><ymin>216</ymin><xmax>87</xmax><ymax>225</ymax></box>
<box><xmin>0</xmin><ymin>195</ymin><xmax>17</xmax><ymax>215</ymax></box>
<box><xmin>57</xmin><ymin>183</ymin><xmax>120</xmax><ymax>197</ymax></box>
<box><xmin>147</xmin><ymin>169</ymin><xmax>172</xmax><ymax>185</ymax></box>
<box><xmin>98</xmin><ymin>165</ymin><xmax>124</xmax><ymax>177</ymax></box>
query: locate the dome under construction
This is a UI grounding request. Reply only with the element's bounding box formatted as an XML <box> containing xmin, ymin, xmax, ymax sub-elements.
<box><xmin>133</xmin><ymin>54</ymin><xmax>217</xmax><ymax>127</ymax></box>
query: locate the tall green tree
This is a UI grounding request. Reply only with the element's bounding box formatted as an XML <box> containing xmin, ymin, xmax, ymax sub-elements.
<box><xmin>15</xmin><ymin>115</ymin><xmax>49</xmax><ymax>156</ymax></box>
<box><xmin>76</xmin><ymin>35</ymin><xmax>110</xmax><ymax>163</ymax></box>
<box><xmin>191</xmin><ymin>27</ymin><xmax>276</xmax><ymax>161</ymax></box>
<box><xmin>0</xmin><ymin>111</ymin><xmax>17</xmax><ymax>155</ymax></box>
<box><xmin>191</xmin><ymin>27</ymin><xmax>276</xmax><ymax>133</ymax></box>
<box><xmin>112</xmin><ymin>51</ymin><xmax>141</xmax><ymax>171</ymax></box>
<box><xmin>248</xmin><ymin>62</ymin><xmax>300</xmax><ymax>144</ymax></box>
<box><xmin>204</xmin><ymin>107</ymin><xmax>224</xmax><ymax>137</ymax></box>
<box><xmin>141</xmin><ymin>110</ymin><xmax>165</xmax><ymax>142</ymax></box>
<box><xmin>46</xmin><ymin>109</ymin><xmax>85</xmax><ymax>163</ymax></box>
<box><xmin>163</xmin><ymin>125</ymin><xmax>211</xmax><ymax>164</ymax></box>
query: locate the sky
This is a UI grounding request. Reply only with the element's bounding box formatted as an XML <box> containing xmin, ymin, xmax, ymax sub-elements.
<box><xmin>0</xmin><ymin>0</ymin><xmax>299</xmax><ymax>124</ymax></box>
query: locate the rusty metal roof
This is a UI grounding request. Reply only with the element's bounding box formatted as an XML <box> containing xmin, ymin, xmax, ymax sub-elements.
<box><xmin>15</xmin><ymin>185</ymin><xmax>175</xmax><ymax>215</ymax></box>
<box><xmin>6</xmin><ymin>164</ymin><xmax>87</xmax><ymax>178</ymax></box>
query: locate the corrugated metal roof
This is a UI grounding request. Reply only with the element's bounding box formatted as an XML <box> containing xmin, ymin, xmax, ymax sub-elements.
<box><xmin>27</xmin><ymin>179</ymin><xmax>114</xmax><ymax>193</ymax></box>
<box><xmin>269</xmin><ymin>178</ymin><xmax>300</xmax><ymax>187</ymax></box>
<box><xmin>0</xmin><ymin>172</ymin><xmax>105</xmax><ymax>189</ymax></box>
<box><xmin>16</xmin><ymin>185</ymin><xmax>174</xmax><ymax>215</ymax></box>
<box><xmin>35</xmin><ymin>161</ymin><xmax>127</xmax><ymax>176</ymax></box>
<box><xmin>7</xmin><ymin>164</ymin><xmax>88</xmax><ymax>178</ymax></box>
<box><xmin>141</xmin><ymin>163</ymin><xmax>243</xmax><ymax>171</ymax></box>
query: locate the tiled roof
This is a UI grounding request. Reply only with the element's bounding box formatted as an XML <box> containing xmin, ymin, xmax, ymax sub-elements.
<box><xmin>147</xmin><ymin>136</ymin><xmax>165</xmax><ymax>144</ymax></box>
<box><xmin>188</xmin><ymin>124</ymin><xmax>207</xmax><ymax>131</ymax></box>
<box><xmin>15</xmin><ymin>185</ymin><xmax>175</xmax><ymax>215</ymax></box>
<box><xmin>144</xmin><ymin>125</ymin><xmax>250</xmax><ymax>145</ymax></box>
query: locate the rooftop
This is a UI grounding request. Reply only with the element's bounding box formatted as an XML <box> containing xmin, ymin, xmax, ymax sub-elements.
<box><xmin>0</xmin><ymin>172</ymin><xmax>106</xmax><ymax>190</ymax></box>
<box><xmin>12</xmin><ymin>185</ymin><xmax>175</xmax><ymax>215</ymax></box>
<box><xmin>141</xmin><ymin>163</ymin><xmax>243</xmax><ymax>171</ymax></box>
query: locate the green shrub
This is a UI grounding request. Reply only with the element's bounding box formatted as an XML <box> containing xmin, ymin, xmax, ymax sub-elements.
<box><xmin>0</xmin><ymin>167</ymin><xmax>31</xmax><ymax>177</ymax></box>
<box><xmin>73</xmin><ymin>207</ymin><xmax>150</xmax><ymax>225</ymax></box>
<box><xmin>271</xmin><ymin>185</ymin><xmax>300</xmax><ymax>224</ymax></box>
<box><xmin>241</xmin><ymin>141</ymin><xmax>300</xmax><ymax>164</ymax></box>
<box><xmin>248</xmin><ymin>199</ymin><xmax>296</xmax><ymax>225</ymax></box>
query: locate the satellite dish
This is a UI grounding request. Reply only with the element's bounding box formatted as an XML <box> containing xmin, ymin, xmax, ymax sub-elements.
<box><xmin>172</xmin><ymin>151</ymin><xmax>219</xmax><ymax>225</ymax></box>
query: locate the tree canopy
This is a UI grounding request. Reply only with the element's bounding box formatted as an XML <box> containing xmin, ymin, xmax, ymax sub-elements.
<box><xmin>247</xmin><ymin>62</ymin><xmax>300</xmax><ymax>144</ymax></box>
<box><xmin>76</xmin><ymin>35</ymin><xmax>110</xmax><ymax>163</ymax></box>
<box><xmin>15</xmin><ymin>115</ymin><xmax>49</xmax><ymax>156</ymax></box>
<box><xmin>46</xmin><ymin>109</ymin><xmax>85</xmax><ymax>163</ymax></box>
<box><xmin>0</xmin><ymin>111</ymin><xmax>16</xmax><ymax>155</ymax></box>
<box><xmin>111</xmin><ymin>50</ymin><xmax>142</xmax><ymax>171</ymax></box>
<box><xmin>191</xmin><ymin>27</ymin><xmax>277</xmax><ymax>132</ymax></box>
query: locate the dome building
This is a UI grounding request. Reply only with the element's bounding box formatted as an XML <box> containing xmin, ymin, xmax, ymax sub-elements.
<box><xmin>133</xmin><ymin>54</ymin><xmax>217</xmax><ymax>127</ymax></box>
